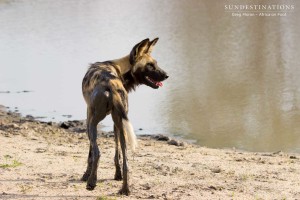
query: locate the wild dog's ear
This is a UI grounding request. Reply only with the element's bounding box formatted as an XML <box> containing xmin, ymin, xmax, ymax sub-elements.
<box><xmin>146</xmin><ymin>38</ymin><xmax>159</xmax><ymax>54</ymax></box>
<box><xmin>129</xmin><ymin>38</ymin><xmax>150</xmax><ymax>65</ymax></box>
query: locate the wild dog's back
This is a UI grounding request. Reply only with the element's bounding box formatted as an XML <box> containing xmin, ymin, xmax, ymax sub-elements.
<box><xmin>82</xmin><ymin>61</ymin><xmax>121</xmax><ymax>104</ymax></box>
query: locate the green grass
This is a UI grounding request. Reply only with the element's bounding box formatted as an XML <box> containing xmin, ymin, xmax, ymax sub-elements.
<box><xmin>0</xmin><ymin>155</ymin><xmax>23</xmax><ymax>168</ymax></box>
<box><xmin>96</xmin><ymin>196</ymin><xmax>117</xmax><ymax>200</ymax></box>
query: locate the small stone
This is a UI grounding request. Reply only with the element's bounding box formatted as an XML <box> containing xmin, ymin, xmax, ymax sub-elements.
<box><xmin>211</xmin><ymin>167</ymin><xmax>221</xmax><ymax>173</ymax></box>
<box><xmin>209</xmin><ymin>185</ymin><xmax>217</xmax><ymax>190</ymax></box>
<box><xmin>60</xmin><ymin>122</ymin><xmax>70</xmax><ymax>129</ymax></box>
<box><xmin>141</xmin><ymin>183</ymin><xmax>151</xmax><ymax>190</ymax></box>
<box><xmin>179</xmin><ymin>142</ymin><xmax>186</xmax><ymax>147</ymax></box>
<box><xmin>25</xmin><ymin>115</ymin><xmax>35</xmax><ymax>121</ymax></box>
<box><xmin>290</xmin><ymin>155</ymin><xmax>297</xmax><ymax>159</ymax></box>
<box><xmin>168</xmin><ymin>139</ymin><xmax>179</xmax><ymax>146</ymax></box>
<box><xmin>155</xmin><ymin>134</ymin><xmax>170</xmax><ymax>141</ymax></box>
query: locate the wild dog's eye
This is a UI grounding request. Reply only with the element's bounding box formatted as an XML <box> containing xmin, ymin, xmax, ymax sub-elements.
<box><xmin>147</xmin><ymin>63</ymin><xmax>155</xmax><ymax>71</ymax></box>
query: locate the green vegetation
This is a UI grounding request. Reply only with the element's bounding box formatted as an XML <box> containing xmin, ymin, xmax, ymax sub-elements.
<box><xmin>19</xmin><ymin>184</ymin><xmax>33</xmax><ymax>194</ymax></box>
<box><xmin>0</xmin><ymin>154</ymin><xmax>23</xmax><ymax>168</ymax></box>
<box><xmin>96</xmin><ymin>196</ymin><xmax>117</xmax><ymax>200</ymax></box>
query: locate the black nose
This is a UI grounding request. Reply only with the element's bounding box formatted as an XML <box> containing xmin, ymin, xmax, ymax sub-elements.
<box><xmin>165</xmin><ymin>75</ymin><xmax>169</xmax><ymax>79</ymax></box>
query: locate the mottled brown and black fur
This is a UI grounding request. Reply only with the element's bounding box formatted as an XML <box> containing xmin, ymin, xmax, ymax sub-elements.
<box><xmin>81</xmin><ymin>38</ymin><xmax>168</xmax><ymax>195</ymax></box>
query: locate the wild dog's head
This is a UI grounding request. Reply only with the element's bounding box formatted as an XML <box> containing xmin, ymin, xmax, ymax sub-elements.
<box><xmin>129</xmin><ymin>38</ymin><xmax>168</xmax><ymax>89</ymax></box>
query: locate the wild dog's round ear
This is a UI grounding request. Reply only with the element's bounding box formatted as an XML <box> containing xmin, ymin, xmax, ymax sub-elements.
<box><xmin>129</xmin><ymin>38</ymin><xmax>150</xmax><ymax>65</ymax></box>
<box><xmin>146</xmin><ymin>38</ymin><xmax>159</xmax><ymax>54</ymax></box>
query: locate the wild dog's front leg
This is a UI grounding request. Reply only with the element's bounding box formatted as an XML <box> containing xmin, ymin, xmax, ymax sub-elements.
<box><xmin>86</xmin><ymin>123</ymin><xmax>100</xmax><ymax>190</ymax></box>
<box><xmin>114</xmin><ymin>125</ymin><xmax>122</xmax><ymax>181</ymax></box>
<box><xmin>119</xmin><ymin>128</ymin><xmax>130</xmax><ymax>195</ymax></box>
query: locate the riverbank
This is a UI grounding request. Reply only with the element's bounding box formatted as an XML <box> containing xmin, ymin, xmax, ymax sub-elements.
<box><xmin>0</xmin><ymin>106</ymin><xmax>300</xmax><ymax>200</ymax></box>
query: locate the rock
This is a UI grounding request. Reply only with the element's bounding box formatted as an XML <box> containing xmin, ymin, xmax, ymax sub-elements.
<box><xmin>209</xmin><ymin>185</ymin><xmax>217</xmax><ymax>190</ymax></box>
<box><xmin>153</xmin><ymin>134</ymin><xmax>170</xmax><ymax>141</ymax></box>
<box><xmin>211</xmin><ymin>167</ymin><xmax>222</xmax><ymax>173</ymax></box>
<box><xmin>31</xmin><ymin>137</ymin><xmax>38</xmax><ymax>140</ymax></box>
<box><xmin>290</xmin><ymin>155</ymin><xmax>297</xmax><ymax>159</ymax></box>
<box><xmin>72</xmin><ymin>127</ymin><xmax>86</xmax><ymax>133</ymax></box>
<box><xmin>168</xmin><ymin>139</ymin><xmax>179</xmax><ymax>146</ymax></box>
<box><xmin>235</xmin><ymin>158</ymin><xmax>243</xmax><ymax>162</ymax></box>
<box><xmin>25</xmin><ymin>115</ymin><xmax>35</xmax><ymax>121</ymax></box>
<box><xmin>141</xmin><ymin>183</ymin><xmax>151</xmax><ymax>190</ymax></box>
<box><xmin>47</xmin><ymin>122</ymin><xmax>53</xmax><ymax>126</ymax></box>
<box><xmin>167</xmin><ymin>139</ymin><xmax>186</xmax><ymax>147</ymax></box>
<box><xmin>179</xmin><ymin>142</ymin><xmax>186</xmax><ymax>147</ymax></box>
<box><xmin>60</xmin><ymin>122</ymin><xmax>70</xmax><ymax>129</ymax></box>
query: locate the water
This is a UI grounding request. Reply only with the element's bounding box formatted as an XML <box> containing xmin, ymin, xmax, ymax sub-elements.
<box><xmin>1</xmin><ymin>0</ymin><xmax>300</xmax><ymax>152</ymax></box>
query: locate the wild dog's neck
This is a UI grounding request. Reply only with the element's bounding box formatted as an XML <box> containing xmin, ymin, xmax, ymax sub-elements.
<box><xmin>112</xmin><ymin>55</ymin><xmax>132</xmax><ymax>75</ymax></box>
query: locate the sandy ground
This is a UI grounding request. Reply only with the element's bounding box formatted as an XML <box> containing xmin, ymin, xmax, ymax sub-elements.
<box><xmin>1</xmin><ymin>105</ymin><xmax>300</xmax><ymax>200</ymax></box>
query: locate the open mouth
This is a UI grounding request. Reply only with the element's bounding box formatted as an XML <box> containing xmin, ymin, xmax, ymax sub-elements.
<box><xmin>145</xmin><ymin>76</ymin><xmax>163</xmax><ymax>87</ymax></box>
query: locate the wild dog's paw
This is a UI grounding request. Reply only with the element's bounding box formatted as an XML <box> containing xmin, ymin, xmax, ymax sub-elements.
<box><xmin>118</xmin><ymin>186</ymin><xmax>130</xmax><ymax>196</ymax></box>
<box><xmin>86</xmin><ymin>182</ymin><xmax>96</xmax><ymax>191</ymax></box>
<box><xmin>86</xmin><ymin>176</ymin><xmax>97</xmax><ymax>190</ymax></box>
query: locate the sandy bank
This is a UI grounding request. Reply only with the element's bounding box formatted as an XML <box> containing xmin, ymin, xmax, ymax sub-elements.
<box><xmin>0</xmin><ymin>106</ymin><xmax>300</xmax><ymax>200</ymax></box>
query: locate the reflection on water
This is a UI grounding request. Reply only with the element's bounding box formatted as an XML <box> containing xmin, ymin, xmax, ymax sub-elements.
<box><xmin>0</xmin><ymin>0</ymin><xmax>300</xmax><ymax>152</ymax></box>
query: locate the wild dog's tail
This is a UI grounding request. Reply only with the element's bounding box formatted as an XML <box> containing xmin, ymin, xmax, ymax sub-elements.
<box><xmin>110</xmin><ymin>82</ymin><xmax>137</xmax><ymax>151</ymax></box>
<box><xmin>122</xmin><ymin>119</ymin><xmax>137</xmax><ymax>151</ymax></box>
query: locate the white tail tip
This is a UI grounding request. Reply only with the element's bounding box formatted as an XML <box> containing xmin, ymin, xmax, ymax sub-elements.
<box><xmin>122</xmin><ymin>119</ymin><xmax>138</xmax><ymax>151</ymax></box>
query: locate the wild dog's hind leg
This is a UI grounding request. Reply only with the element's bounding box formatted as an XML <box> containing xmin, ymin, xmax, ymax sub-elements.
<box><xmin>86</xmin><ymin>117</ymin><xmax>101</xmax><ymax>190</ymax></box>
<box><xmin>114</xmin><ymin>125</ymin><xmax>122</xmax><ymax>180</ymax></box>
<box><xmin>81</xmin><ymin>109</ymin><xmax>93</xmax><ymax>181</ymax></box>
<box><xmin>112</xmin><ymin>112</ymin><xmax>130</xmax><ymax>195</ymax></box>
<box><xmin>85</xmin><ymin>90</ymin><xmax>110</xmax><ymax>190</ymax></box>
<box><xmin>81</xmin><ymin>144</ymin><xmax>92</xmax><ymax>181</ymax></box>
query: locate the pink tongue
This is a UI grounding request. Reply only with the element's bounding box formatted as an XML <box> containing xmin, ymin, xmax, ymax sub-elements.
<box><xmin>156</xmin><ymin>82</ymin><xmax>163</xmax><ymax>87</ymax></box>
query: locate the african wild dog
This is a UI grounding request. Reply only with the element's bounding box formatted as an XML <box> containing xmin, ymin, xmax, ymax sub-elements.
<box><xmin>81</xmin><ymin>38</ymin><xmax>168</xmax><ymax>195</ymax></box>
